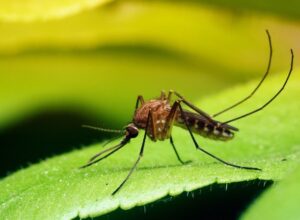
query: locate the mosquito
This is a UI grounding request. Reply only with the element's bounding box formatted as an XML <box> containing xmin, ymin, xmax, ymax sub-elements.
<box><xmin>80</xmin><ymin>30</ymin><xmax>294</xmax><ymax>195</ymax></box>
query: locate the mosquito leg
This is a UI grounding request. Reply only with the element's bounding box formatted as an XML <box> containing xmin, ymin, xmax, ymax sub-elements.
<box><xmin>135</xmin><ymin>95</ymin><xmax>145</xmax><ymax>110</ymax></box>
<box><xmin>163</xmin><ymin>100</ymin><xmax>189</xmax><ymax>164</ymax></box>
<box><xmin>160</xmin><ymin>90</ymin><xmax>167</xmax><ymax>100</ymax></box>
<box><xmin>172</xmin><ymin>92</ymin><xmax>238</xmax><ymax>131</ymax></box>
<box><xmin>163</xmin><ymin>99</ymin><xmax>180</xmax><ymax>138</ymax></box>
<box><xmin>213</xmin><ymin>30</ymin><xmax>273</xmax><ymax>117</ymax></box>
<box><xmin>223</xmin><ymin>49</ymin><xmax>294</xmax><ymax>124</ymax></box>
<box><xmin>79</xmin><ymin>141</ymin><xmax>126</xmax><ymax>169</ymax></box>
<box><xmin>170</xmin><ymin>136</ymin><xmax>191</xmax><ymax>165</ymax></box>
<box><xmin>132</xmin><ymin>95</ymin><xmax>145</xmax><ymax>119</ymax></box>
<box><xmin>101</xmin><ymin>134</ymin><xmax>124</xmax><ymax>149</ymax></box>
<box><xmin>80</xmin><ymin>129</ymin><xmax>132</xmax><ymax>169</ymax></box>
<box><xmin>167</xmin><ymin>90</ymin><xmax>174</xmax><ymax>102</ymax></box>
<box><xmin>173</xmin><ymin>91</ymin><xmax>213</xmax><ymax>122</ymax></box>
<box><xmin>112</xmin><ymin>110</ymin><xmax>153</xmax><ymax>195</ymax></box>
<box><xmin>87</xmin><ymin>143</ymin><xmax>122</xmax><ymax>163</ymax></box>
<box><xmin>177</xmin><ymin>102</ymin><xmax>261</xmax><ymax>171</ymax></box>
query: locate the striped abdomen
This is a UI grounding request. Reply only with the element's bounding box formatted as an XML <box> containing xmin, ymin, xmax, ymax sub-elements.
<box><xmin>175</xmin><ymin>110</ymin><xmax>236</xmax><ymax>141</ymax></box>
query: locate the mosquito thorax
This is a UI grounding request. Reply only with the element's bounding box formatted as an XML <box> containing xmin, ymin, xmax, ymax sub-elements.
<box><xmin>125</xmin><ymin>124</ymin><xmax>139</xmax><ymax>138</ymax></box>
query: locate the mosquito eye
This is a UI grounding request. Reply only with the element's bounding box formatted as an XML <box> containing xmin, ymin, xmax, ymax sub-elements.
<box><xmin>126</xmin><ymin>125</ymin><xmax>139</xmax><ymax>138</ymax></box>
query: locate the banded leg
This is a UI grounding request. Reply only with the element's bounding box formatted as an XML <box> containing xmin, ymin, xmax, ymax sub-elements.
<box><xmin>112</xmin><ymin>110</ymin><xmax>154</xmax><ymax>195</ymax></box>
<box><xmin>177</xmin><ymin>101</ymin><xmax>261</xmax><ymax>171</ymax></box>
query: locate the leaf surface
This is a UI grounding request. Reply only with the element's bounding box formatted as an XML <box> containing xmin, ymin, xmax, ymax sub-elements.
<box><xmin>242</xmin><ymin>165</ymin><xmax>300</xmax><ymax>220</ymax></box>
<box><xmin>0</xmin><ymin>70</ymin><xmax>299</xmax><ymax>219</ymax></box>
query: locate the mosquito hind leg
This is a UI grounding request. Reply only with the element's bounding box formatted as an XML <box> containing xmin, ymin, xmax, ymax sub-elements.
<box><xmin>173</xmin><ymin>91</ymin><xmax>213</xmax><ymax>121</ymax></box>
<box><xmin>177</xmin><ymin>101</ymin><xmax>261</xmax><ymax>171</ymax></box>
<box><xmin>223</xmin><ymin>49</ymin><xmax>294</xmax><ymax>124</ymax></box>
<box><xmin>213</xmin><ymin>30</ymin><xmax>273</xmax><ymax>117</ymax></box>
<box><xmin>112</xmin><ymin>110</ymin><xmax>154</xmax><ymax>195</ymax></box>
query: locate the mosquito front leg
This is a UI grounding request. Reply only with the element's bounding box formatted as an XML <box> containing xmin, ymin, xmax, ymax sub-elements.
<box><xmin>79</xmin><ymin>138</ymin><xmax>129</xmax><ymax>169</ymax></box>
<box><xmin>177</xmin><ymin>102</ymin><xmax>261</xmax><ymax>171</ymax></box>
<box><xmin>85</xmin><ymin>144</ymin><xmax>121</xmax><ymax>164</ymax></box>
<box><xmin>80</xmin><ymin>126</ymin><xmax>138</xmax><ymax>169</ymax></box>
<box><xmin>135</xmin><ymin>95</ymin><xmax>145</xmax><ymax>110</ymax></box>
<box><xmin>112</xmin><ymin>110</ymin><xmax>154</xmax><ymax>195</ymax></box>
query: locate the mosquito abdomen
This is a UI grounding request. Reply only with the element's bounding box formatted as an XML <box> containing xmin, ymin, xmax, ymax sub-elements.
<box><xmin>175</xmin><ymin>111</ymin><xmax>234</xmax><ymax>141</ymax></box>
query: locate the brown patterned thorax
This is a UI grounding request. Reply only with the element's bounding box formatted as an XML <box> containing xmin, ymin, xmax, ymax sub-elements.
<box><xmin>133</xmin><ymin>100</ymin><xmax>171</xmax><ymax>128</ymax></box>
<box><xmin>133</xmin><ymin>99</ymin><xmax>172</xmax><ymax>141</ymax></box>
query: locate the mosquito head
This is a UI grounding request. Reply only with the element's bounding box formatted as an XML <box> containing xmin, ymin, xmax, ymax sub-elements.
<box><xmin>125</xmin><ymin>123</ymin><xmax>139</xmax><ymax>138</ymax></box>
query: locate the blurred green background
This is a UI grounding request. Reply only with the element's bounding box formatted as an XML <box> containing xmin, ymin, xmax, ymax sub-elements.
<box><xmin>0</xmin><ymin>0</ymin><xmax>299</xmax><ymax>218</ymax></box>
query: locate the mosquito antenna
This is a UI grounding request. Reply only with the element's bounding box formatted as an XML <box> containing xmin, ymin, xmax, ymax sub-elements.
<box><xmin>213</xmin><ymin>30</ymin><xmax>273</xmax><ymax>117</ymax></box>
<box><xmin>82</xmin><ymin>125</ymin><xmax>125</xmax><ymax>134</ymax></box>
<box><xmin>223</xmin><ymin>49</ymin><xmax>294</xmax><ymax>125</ymax></box>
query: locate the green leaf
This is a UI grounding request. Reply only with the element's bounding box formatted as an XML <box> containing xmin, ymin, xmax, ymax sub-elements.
<box><xmin>0</xmin><ymin>0</ymin><xmax>112</xmax><ymax>22</ymax></box>
<box><xmin>242</xmin><ymin>165</ymin><xmax>300</xmax><ymax>220</ymax></box>
<box><xmin>1</xmin><ymin>69</ymin><xmax>299</xmax><ymax>219</ymax></box>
